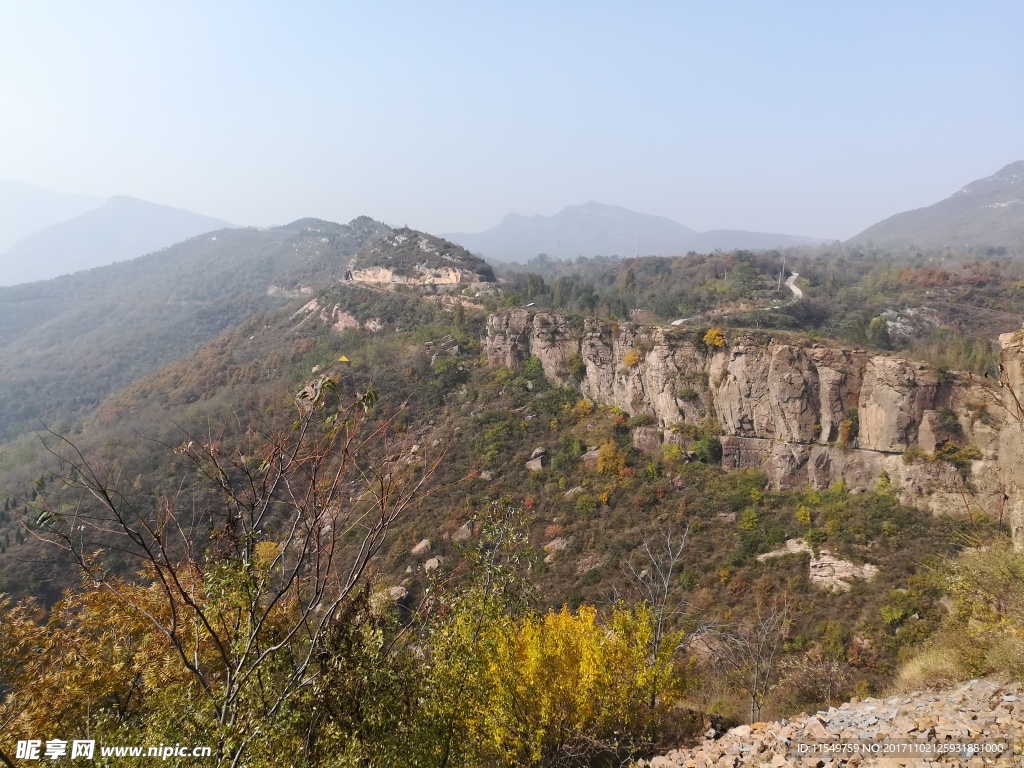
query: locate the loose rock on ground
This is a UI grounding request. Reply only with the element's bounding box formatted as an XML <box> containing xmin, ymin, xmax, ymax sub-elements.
<box><xmin>636</xmin><ymin>679</ymin><xmax>1023</xmax><ymax>767</ymax></box>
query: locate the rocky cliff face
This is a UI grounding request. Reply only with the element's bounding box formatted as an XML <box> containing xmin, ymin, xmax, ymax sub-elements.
<box><xmin>349</xmin><ymin>265</ymin><xmax>483</xmax><ymax>285</ymax></box>
<box><xmin>484</xmin><ymin>311</ymin><xmax>1024</xmax><ymax>548</ymax></box>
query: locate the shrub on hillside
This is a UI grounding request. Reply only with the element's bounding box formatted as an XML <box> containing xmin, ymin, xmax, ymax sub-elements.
<box><xmin>897</xmin><ymin>539</ymin><xmax>1024</xmax><ymax>689</ymax></box>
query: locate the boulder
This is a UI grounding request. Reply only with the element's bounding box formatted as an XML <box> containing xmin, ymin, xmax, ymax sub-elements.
<box><xmin>543</xmin><ymin>537</ymin><xmax>569</xmax><ymax>564</ymax></box>
<box><xmin>757</xmin><ymin>539</ymin><xmax>878</xmax><ymax>591</ymax></box>
<box><xmin>632</xmin><ymin>426</ymin><xmax>662</xmax><ymax>454</ymax></box>
<box><xmin>543</xmin><ymin>537</ymin><xmax>569</xmax><ymax>553</ymax></box>
<box><xmin>411</xmin><ymin>538</ymin><xmax>431</xmax><ymax>556</ymax></box>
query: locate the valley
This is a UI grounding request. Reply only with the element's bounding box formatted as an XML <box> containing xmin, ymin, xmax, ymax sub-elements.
<box><xmin>2</xmin><ymin>162</ymin><xmax>1024</xmax><ymax>765</ymax></box>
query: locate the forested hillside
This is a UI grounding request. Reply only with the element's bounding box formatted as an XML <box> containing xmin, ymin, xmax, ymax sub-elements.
<box><xmin>2</xmin><ymin>227</ymin><xmax>1024</xmax><ymax>766</ymax></box>
<box><xmin>0</xmin><ymin>216</ymin><xmax>387</xmax><ymax>440</ymax></box>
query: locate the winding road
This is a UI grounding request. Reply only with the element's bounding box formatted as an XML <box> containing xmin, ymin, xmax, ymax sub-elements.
<box><xmin>785</xmin><ymin>271</ymin><xmax>803</xmax><ymax>299</ymax></box>
<box><xmin>669</xmin><ymin>272</ymin><xmax>803</xmax><ymax>326</ymax></box>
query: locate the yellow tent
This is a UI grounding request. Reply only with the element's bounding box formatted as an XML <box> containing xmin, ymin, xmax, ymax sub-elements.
<box><xmin>337</xmin><ymin>355</ymin><xmax>350</xmax><ymax>363</ymax></box>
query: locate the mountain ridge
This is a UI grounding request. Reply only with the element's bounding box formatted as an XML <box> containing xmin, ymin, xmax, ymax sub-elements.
<box><xmin>0</xmin><ymin>195</ymin><xmax>234</xmax><ymax>286</ymax></box>
<box><xmin>849</xmin><ymin>160</ymin><xmax>1024</xmax><ymax>250</ymax></box>
<box><xmin>444</xmin><ymin>201</ymin><xmax>828</xmax><ymax>262</ymax></box>
<box><xmin>0</xmin><ymin>178</ymin><xmax>105</xmax><ymax>254</ymax></box>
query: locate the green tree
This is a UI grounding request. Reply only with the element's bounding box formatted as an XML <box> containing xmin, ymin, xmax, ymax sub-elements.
<box><xmin>525</xmin><ymin>273</ymin><xmax>546</xmax><ymax>300</ymax></box>
<box><xmin>867</xmin><ymin>316</ymin><xmax>891</xmax><ymax>349</ymax></box>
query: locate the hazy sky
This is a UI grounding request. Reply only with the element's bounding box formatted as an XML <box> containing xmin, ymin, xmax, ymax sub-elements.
<box><xmin>1</xmin><ymin>1</ymin><xmax>1022</xmax><ymax>240</ymax></box>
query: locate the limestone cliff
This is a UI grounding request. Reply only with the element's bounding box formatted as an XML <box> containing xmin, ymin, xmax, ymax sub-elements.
<box><xmin>484</xmin><ymin>311</ymin><xmax>1024</xmax><ymax>548</ymax></box>
<box><xmin>348</xmin><ymin>264</ymin><xmax>484</xmax><ymax>285</ymax></box>
<box><xmin>347</xmin><ymin>229</ymin><xmax>495</xmax><ymax>285</ymax></box>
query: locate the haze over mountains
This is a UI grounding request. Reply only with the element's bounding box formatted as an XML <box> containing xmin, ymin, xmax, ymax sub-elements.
<box><xmin>0</xmin><ymin>194</ymin><xmax>234</xmax><ymax>286</ymax></box>
<box><xmin>0</xmin><ymin>178</ymin><xmax>105</xmax><ymax>254</ymax></box>
<box><xmin>5</xmin><ymin>159</ymin><xmax>1024</xmax><ymax>289</ymax></box>
<box><xmin>848</xmin><ymin>160</ymin><xmax>1024</xmax><ymax>250</ymax></box>
<box><xmin>443</xmin><ymin>201</ymin><xmax>829</xmax><ymax>262</ymax></box>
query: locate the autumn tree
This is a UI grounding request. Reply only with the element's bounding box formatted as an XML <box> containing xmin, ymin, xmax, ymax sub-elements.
<box><xmin>623</xmin><ymin>527</ymin><xmax>703</xmax><ymax>709</ymax></box>
<box><xmin>715</xmin><ymin>596</ymin><xmax>790</xmax><ymax>723</ymax></box>
<box><xmin>17</xmin><ymin>378</ymin><xmax>442</xmax><ymax>765</ymax></box>
<box><xmin>703</xmin><ymin>327</ymin><xmax>726</xmax><ymax>348</ymax></box>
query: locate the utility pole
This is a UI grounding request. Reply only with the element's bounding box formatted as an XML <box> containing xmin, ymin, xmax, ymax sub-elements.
<box><xmin>635</xmin><ymin>231</ymin><xmax>639</xmax><ymax>258</ymax></box>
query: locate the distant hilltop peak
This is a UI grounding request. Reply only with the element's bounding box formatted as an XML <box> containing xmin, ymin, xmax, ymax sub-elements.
<box><xmin>275</xmin><ymin>217</ymin><xmax>350</xmax><ymax>234</ymax></box>
<box><xmin>444</xmin><ymin>201</ymin><xmax>824</xmax><ymax>262</ymax></box>
<box><xmin>995</xmin><ymin>159</ymin><xmax>1024</xmax><ymax>177</ymax></box>
<box><xmin>0</xmin><ymin>195</ymin><xmax>234</xmax><ymax>286</ymax></box>
<box><xmin>273</xmin><ymin>216</ymin><xmax>390</xmax><ymax>238</ymax></box>
<box><xmin>106</xmin><ymin>194</ymin><xmax>148</xmax><ymax>205</ymax></box>
<box><xmin>348</xmin><ymin>227</ymin><xmax>495</xmax><ymax>285</ymax></box>
<box><xmin>850</xmin><ymin>160</ymin><xmax>1024</xmax><ymax>250</ymax></box>
<box><xmin>953</xmin><ymin>159</ymin><xmax>1024</xmax><ymax>197</ymax></box>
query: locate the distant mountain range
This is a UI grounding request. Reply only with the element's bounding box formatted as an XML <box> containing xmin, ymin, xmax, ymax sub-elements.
<box><xmin>0</xmin><ymin>178</ymin><xmax>105</xmax><ymax>254</ymax></box>
<box><xmin>5</xmin><ymin>159</ymin><xmax>1023</xmax><ymax>289</ymax></box>
<box><xmin>848</xmin><ymin>160</ymin><xmax>1024</xmax><ymax>250</ymax></box>
<box><xmin>443</xmin><ymin>201</ymin><xmax>828</xmax><ymax>262</ymax></box>
<box><xmin>0</xmin><ymin>195</ymin><xmax>234</xmax><ymax>285</ymax></box>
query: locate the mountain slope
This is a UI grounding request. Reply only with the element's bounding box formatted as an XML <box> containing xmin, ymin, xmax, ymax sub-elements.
<box><xmin>444</xmin><ymin>201</ymin><xmax>825</xmax><ymax>261</ymax></box>
<box><xmin>849</xmin><ymin>160</ymin><xmax>1024</xmax><ymax>250</ymax></box>
<box><xmin>0</xmin><ymin>196</ymin><xmax>233</xmax><ymax>285</ymax></box>
<box><xmin>0</xmin><ymin>178</ymin><xmax>104</xmax><ymax>254</ymax></box>
<box><xmin>0</xmin><ymin>282</ymin><xmax>986</xmax><ymax>710</ymax></box>
<box><xmin>0</xmin><ymin>216</ymin><xmax>388</xmax><ymax>439</ymax></box>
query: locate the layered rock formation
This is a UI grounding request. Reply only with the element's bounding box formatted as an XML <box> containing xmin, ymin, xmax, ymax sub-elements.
<box><xmin>347</xmin><ymin>229</ymin><xmax>496</xmax><ymax>285</ymax></box>
<box><xmin>348</xmin><ymin>264</ymin><xmax>483</xmax><ymax>285</ymax></box>
<box><xmin>484</xmin><ymin>311</ymin><xmax>1024</xmax><ymax>548</ymax></box>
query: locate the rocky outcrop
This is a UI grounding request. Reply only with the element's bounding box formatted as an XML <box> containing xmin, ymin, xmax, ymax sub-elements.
<box><xmin>637</xmin><ymin>678</ymin><xmax>1022</xmax><ymax>768</ymax></box>
<box><xmin>756</xmin><ymin>539</ymin><xmax>879</xmax><ymax>592</ymax></box>
<box><xmin>348</xmin><ymin>228</ymin><xmax>496</xmax><ymax>285</ymax></box>
<box><xmin>484</xmin><ymin>312</ymin><xmax>1024</xmax><ymax>547</ymax></box>
<box><xmin>997</xmin><ymin>331</ymin><xmax>1024</xmax><ymax>550</ymax></box>
<box><xmin>858</xmin><ymin>358</ymin><xmax>940</xmax><ymax>452</ymax></box>
<box><xmin>349</xmin><ymin>265</ymin><xmax>482</xmax><ymax>285</ymax></box>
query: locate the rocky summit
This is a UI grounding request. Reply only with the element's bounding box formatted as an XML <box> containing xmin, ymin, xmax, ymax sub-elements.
<box><xmin>637</xmin><ymin>678</ymin><xmax>1023</xmax><ymax>768</ymax></box>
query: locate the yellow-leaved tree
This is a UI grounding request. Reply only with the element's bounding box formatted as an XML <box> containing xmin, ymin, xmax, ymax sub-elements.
<box><xmin>477</xmin><ymin>603</ymin><xmax>685</xmax><ymax>766</ymax></box>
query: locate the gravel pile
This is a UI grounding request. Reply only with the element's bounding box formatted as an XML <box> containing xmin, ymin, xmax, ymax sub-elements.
<box><xmin>636</xmin><ymin>679</ymin><xmax>1023</xmax><ymax>767</ymax></box>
